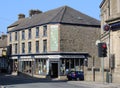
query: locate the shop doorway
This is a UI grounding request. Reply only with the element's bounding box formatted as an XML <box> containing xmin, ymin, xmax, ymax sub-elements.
<box><xmin>51</xmin><ymin>63</ymin><xmax>58</xmax><ymax>78</ymax></box>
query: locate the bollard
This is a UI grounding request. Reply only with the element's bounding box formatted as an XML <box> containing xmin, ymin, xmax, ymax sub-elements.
<box><xmin>109</xmin><ymin>73</ymin><xmax>112</xmax><ymax>83</ymax></box>
<box><xmin>106</xmin><ymin>72</ymin><xmax>109</xmax><ymax>83</ymax></box>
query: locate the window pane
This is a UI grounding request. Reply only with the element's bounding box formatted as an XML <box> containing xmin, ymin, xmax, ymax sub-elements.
<box><xmin>9</xmin><ymin>33</ymin><xmax>12</xmax><ymax>42</ymax></box>
<box><xmin>36</xmin><ymin>27</ymin><xmax>39</xmax><ymax>37</ymax></box>
<box><xmin>15</xmin><ymin>43</ymin><xmax>17</xmax><ymax>54</ymax></box>
<box><xmin>28</xmin><ymin>29</ymin><xmax>31</xmax><ymax>39</ymax></box>
<box><xmin>22</xmin><ymin>43</ymin><xmax>25</xmax><ymax>53</ymax></box>
<box><xmin>43</xmin><ymin>40</ymin><xmax>47</xmax><ymax>52</ymax></box>
<box><xmin>43</xmin><ymin>26</ymin><xmax>47</xmax><ymax>36</ymax></box>
<box><xmin>36</xmin><ymin>41</ymin><xmax>39</xmax><ymax>53</ymax></box>
<box><xmin>22</xmin><ymin>31</ymin><xmax>25</xmax><ymax>40</ymax></box>
<box><xmin>28</xmin><ymin>42</ymin><xmax>31</xmax><ymax>53</ymax></box>
<box><xmin>15</xmin><ymin>32</ymin><xmax>18</xmax><ymax>41</ymax></box>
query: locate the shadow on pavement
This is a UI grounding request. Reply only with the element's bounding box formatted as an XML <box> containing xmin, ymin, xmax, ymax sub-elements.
<box><xmin>0</xmin><ymin>73</ymin><xmax>67</xmax><ymax>85</ymax></box>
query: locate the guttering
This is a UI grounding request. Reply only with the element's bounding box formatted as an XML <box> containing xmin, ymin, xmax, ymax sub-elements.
<box><xmin>99</xmin><ymin>0</ymin><xmax>106</xmax><ymax>8</ymax></box>
<box><xmin>7</xmin><ymin>22</ymin><xmax>100</xmax><ymax>33</ymax></box>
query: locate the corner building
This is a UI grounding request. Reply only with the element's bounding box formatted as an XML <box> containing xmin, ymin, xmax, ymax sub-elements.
<box><xmin>0</xmin><ymin>35</ymin><xmax>8</xmax><ymax>72</ymax></box>
<box><xmin>7</xmin><ymin>6</ymin><xmax>100</xmax><ymax>79</ymax></box>
<box><xmin>100</xmin><ymin>0</ymin><xmax>120</xmax><ymax>83</ymax></box>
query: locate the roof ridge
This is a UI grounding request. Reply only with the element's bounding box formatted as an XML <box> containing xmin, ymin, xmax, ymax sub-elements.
<box><xmin>8</xmin><ymin>5</ymin><xmax>100</xmax><ymax>32</ymax></box>
<box><xmin>49</xmin><ymin>6</ymin><xmax>66</xmax><ymax>23</ymax></box>
<box><xmin>59</xmin><ymin>6</ymin><xmax>67</xmax><ymax>22</ymax></box>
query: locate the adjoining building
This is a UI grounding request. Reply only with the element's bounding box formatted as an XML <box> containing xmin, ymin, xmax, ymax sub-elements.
<box><xmin>7</xmin><ymin>6</ymin><xmax>100</xmax><ymax>79</ymax></box>
<box><xmin>0</xmin><ymin>34</ymin><xmax>8</xmax><ymax>73</ymax></box>
<box><xmin>100</xmin><ymin>0</ymin><xmax>120</xmax><ymax>83</ymax></box>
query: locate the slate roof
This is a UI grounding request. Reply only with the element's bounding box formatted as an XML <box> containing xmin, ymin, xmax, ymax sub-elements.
<box><xmin>8</xmin><ymin>6</ymin><xmax>100</xmax><ymax>32</ymax></box>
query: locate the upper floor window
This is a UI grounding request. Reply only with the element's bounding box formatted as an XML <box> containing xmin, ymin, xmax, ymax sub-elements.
<box><xmin>36</xmin><ymin>41</ymin><xmax>39</xmax><ymax>53</ymax></box>
<box><xmin>22</xmin><ymin>43</ymin><xmax>25</xmax><ymax>53</ymax></box>
<box><xmin>28</xmin><ymin>42</ymin><xmax>31</xmax><ymax>53</ymax></box>
<box><xmin>28</xmin><ymin>29</ymin><xmax>32</xmax><ymax>39</ymax></box>
<box><xmin>43</xmin><ymin>40</ymin><xmax>47</xmax><ymax>53</ymax></box>
<box><xmin>43</xmin><ymin>25</ymin><xmax>47</xmax><ymax>36</ymax></box>
<box><xmin>15</xmin><ymin>32</ymin><xmax>18</xmax><ymax>41</ymax></box>
<box><xmin>36</xmin><ymin>27</ymin><xmax>39</xmax><ymax>37</ymax></box>
<box><xmin>22</xmin><ymin>31</ymin><xmax>25</xmax><ymax>40</ymax></box>
<box><xmin>9</xmin><ymin>44</ymin><xmax>12</xmax><ymax>55</ymax></box>
<box><xmin>15</xmin><ymin>43</ymin><xmax>17</xmax><ymax>54</ymax></box>
<box><xmin>9</xmin><ymin>33</ymin><xmax>12</xmax><ymax>42</ymax></box>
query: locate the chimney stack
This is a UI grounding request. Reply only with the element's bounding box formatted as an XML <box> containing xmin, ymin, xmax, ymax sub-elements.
<box><xmin>1</xmin><ymin>34</ymin><xmax>7</xmax><ymax>40</ymax></box>
<box><xmin>29</xmin><ymin>9</ymin><xmax>42</xmax><ymax>17</ymax></box>
<box><xmin>18</xmin><ymin>14</ymin><xmax>25</xmax><ymax>19</ymax></box>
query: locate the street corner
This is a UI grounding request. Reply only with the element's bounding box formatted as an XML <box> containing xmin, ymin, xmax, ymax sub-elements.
<box><xmin>67</xmin><ymin>81</ymin><xmax>120</xmax><ymax>88</ymax></box>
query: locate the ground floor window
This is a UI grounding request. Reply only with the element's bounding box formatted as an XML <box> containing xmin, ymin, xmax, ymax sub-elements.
<box><xmin>19</xmin><ymin>59</ymin><xmax>47</xmax><ymax>75</ymax></box>
<box><xmin>35</xmin><ymin>59</ymin><xmax>47</xmax><ymax>75</ymax></box>
<box><xmin>18</xmin><ymin>57</ymin><xmax>86</xmax><ymax>77</ymax></box>
<box><xmin>22</xmin><ymin>61</ymin><xmax>32</xmax><ymax>73</ymax></box>
<box><xmin>60</xmin><ymin>58</ymin><xmax>84</xmax><ymax>75</ymax></box>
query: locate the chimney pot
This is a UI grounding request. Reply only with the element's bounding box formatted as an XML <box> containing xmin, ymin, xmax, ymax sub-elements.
<box><xmin>29</xmin><ymin>9</ymin><xmax>42</xmax><ymax>17</ymax></box>
<box><xmin>18</xmin><ymin>14</ymin><xmax>25</xmax><ymax>19</ymax></box>
<box><xmin>1</xmin><ymin>34</ymin><xmax>7</xmax><ymax>40</ymax></box>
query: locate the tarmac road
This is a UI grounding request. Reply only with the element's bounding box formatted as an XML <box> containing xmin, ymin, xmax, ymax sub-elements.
<box><xmin>0</xmin><ymin>73</ymin><xmax>91</xmax><ymax>88</ymax></box>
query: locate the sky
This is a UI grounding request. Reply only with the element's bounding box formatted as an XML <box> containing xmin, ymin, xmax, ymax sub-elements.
<box><xmin>0</xmin><ymin>0</ymin><xmax>102</xmax><ymax>34</ymax></box>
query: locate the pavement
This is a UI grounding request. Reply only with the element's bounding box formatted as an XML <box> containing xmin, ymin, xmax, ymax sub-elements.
<box><xmin>68</xmin><ymin>81</ymin><xmax>120</xmax><ymax>88</ymax></box>
<box><xmin>0</xmin><ymin>73</ymin><xmax>120</xmax><ymax>88</ymax></box>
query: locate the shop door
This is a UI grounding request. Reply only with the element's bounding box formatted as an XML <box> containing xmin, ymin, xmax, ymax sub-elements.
<box><xmin>51</xmin><ymin>63</ymin><xmax>58</xmax><ymax>78</ymax></box>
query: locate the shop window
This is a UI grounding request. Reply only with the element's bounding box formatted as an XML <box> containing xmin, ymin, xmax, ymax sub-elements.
<box><xmin>75</xmin><ymin>59</ymin><xmax>79</xmax><ymax>66</ymax></box>
<box><xmin>60</xmin><ymin>59</ymin><xmax>66</xmax><ymax>75</ymax></box>
<box><xmin>71</xmin><ymin>59</ymin><xmax>74</xmax><ymax>69</ymax></box>
<box><xmin>35</xmin><ymin>59</ymin><xmax>46</xmax><ymax>75</ymax></box>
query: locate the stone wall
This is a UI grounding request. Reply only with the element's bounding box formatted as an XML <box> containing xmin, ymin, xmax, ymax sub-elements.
<box><xmin>60</xmin><ymin>24</ymin><xmax>101</xmax><ymax>68</ymax></box>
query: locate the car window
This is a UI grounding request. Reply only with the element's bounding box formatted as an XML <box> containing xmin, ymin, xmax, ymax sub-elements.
<box><xmin>77</xmin><ymin>71</ymin><xmax>83</xmax><ymax>74</ymax></box>
<box><xmin>71</xmin><ymin>72</ymin><xmax>75</xmax><ymax>74</ymax></box>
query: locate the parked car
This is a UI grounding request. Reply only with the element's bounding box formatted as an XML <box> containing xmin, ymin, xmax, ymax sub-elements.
<box><xmin>67</xmin><ymin>71</ymin><xmax>84</xmax><ymax>81</ymax></box>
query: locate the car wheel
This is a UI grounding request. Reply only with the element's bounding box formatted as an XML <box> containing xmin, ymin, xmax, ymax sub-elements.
<box><xmin>68</xmin><ymin>78</ymin><xmax>71</xmax><ymax>80</ymax></box>
<box><xmin>76</xmin><ymin>78</ymin><xmax>79</xmax><ymax>81</ymax></box>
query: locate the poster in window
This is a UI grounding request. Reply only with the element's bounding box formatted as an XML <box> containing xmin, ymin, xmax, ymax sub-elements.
<box><xmin>50</xmin><ymin>25</ymin><xmax>58</xmax><ymax>51</ymax></box>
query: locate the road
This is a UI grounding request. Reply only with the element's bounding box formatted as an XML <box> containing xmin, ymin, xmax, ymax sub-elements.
<box><xmin>0</xmin><ymin>73</ymin><xmax>91</xmax><ymax>88</ymax></box>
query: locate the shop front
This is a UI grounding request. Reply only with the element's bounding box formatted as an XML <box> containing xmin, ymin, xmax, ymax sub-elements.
<box><xmin>33</xmin><ymin>53</ymin><xmax>89</xmax><ymax>78</ymax></box>
<box><xmin>11</xmin><ymin>52</ymin><xmax>89</xmax><ymax>78</ymax></box>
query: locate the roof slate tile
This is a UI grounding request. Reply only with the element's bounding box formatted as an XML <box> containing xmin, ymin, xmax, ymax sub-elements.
<box><xmin>8</xmin><ymin>6</ymin><xmax>100</xmax><ymax>32</ymax></box>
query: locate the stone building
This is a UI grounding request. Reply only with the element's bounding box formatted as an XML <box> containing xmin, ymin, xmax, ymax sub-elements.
<box><xmin>0</xmin><ymin>34</ymin><xmax>8</xmax><ymax>72</ymax></box>
<box><xmin>100</xmin><ymin>0</ymin><xmax>120</xmax><ymax>83</ymax></box>
<box><xmin>7</xmin><ymin>6</ymin><xmax>100</xmax><ymax>79</ymax></box>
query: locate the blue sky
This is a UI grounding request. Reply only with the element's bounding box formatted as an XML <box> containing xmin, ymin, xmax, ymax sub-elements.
<box><xmin>0</xmin><ymin>0</ymin><xmax>102</xmax><ymax>34</ymax></box>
